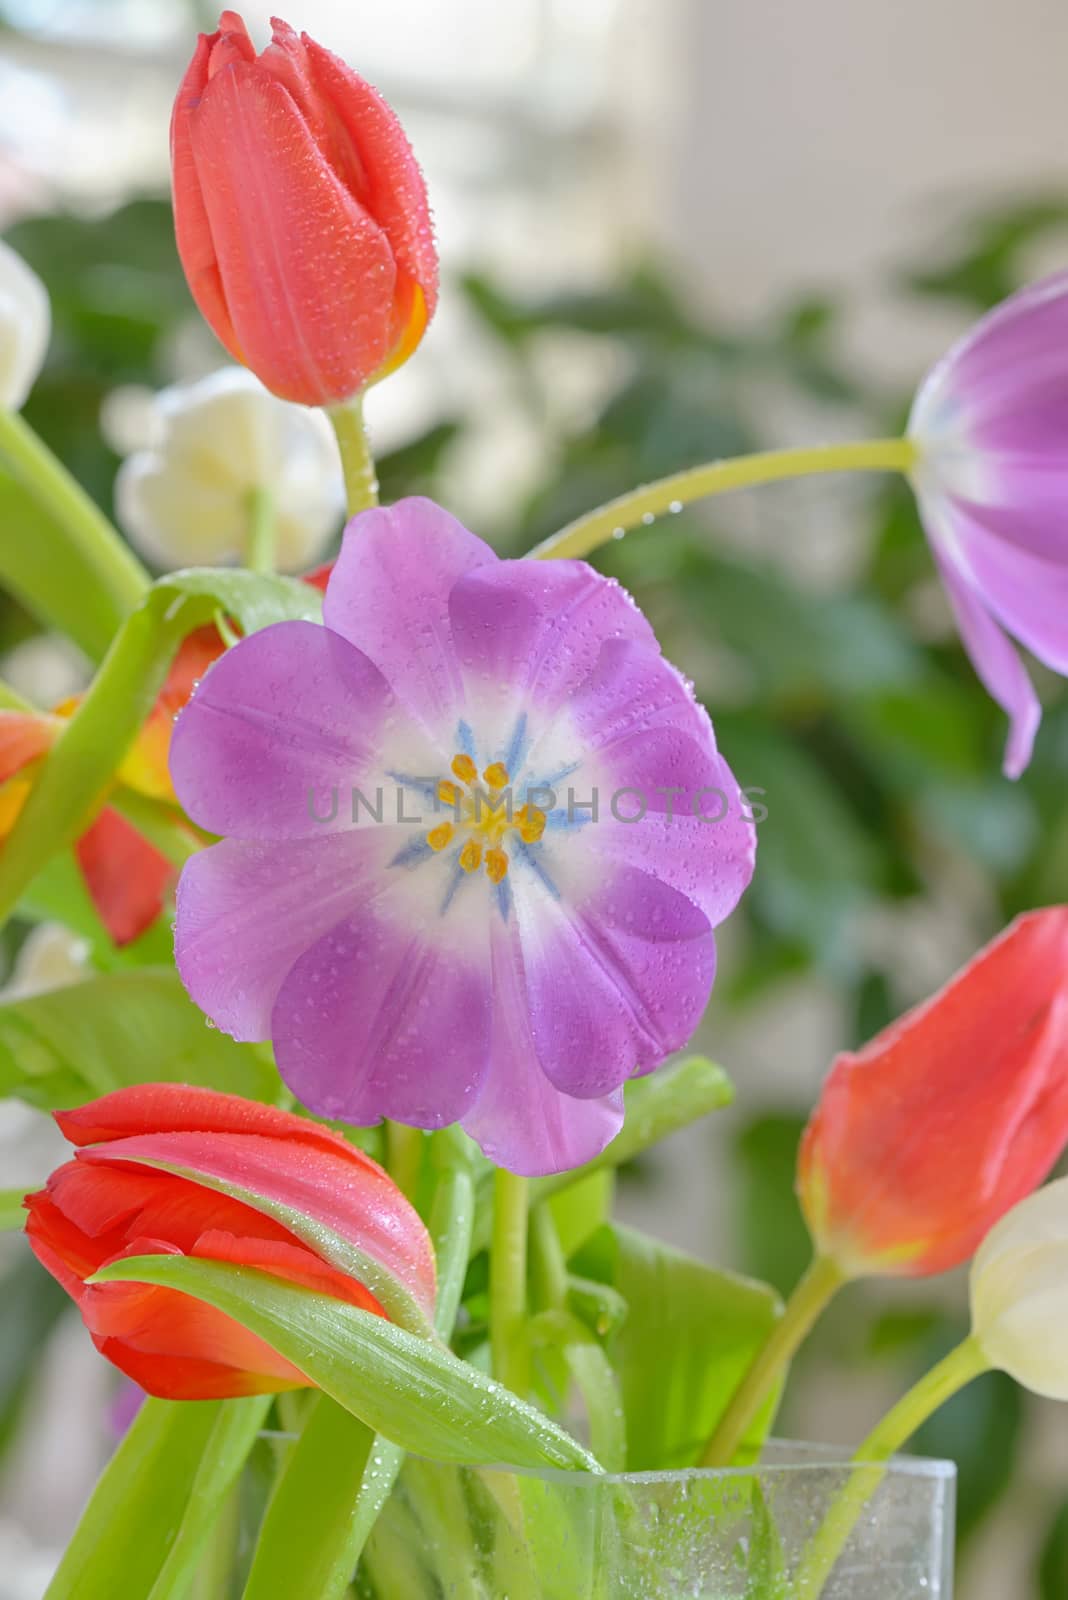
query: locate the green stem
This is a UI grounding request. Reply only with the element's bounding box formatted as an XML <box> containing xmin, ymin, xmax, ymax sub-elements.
<box><xmin>491</xmin><ymin>1168</ymin><xmax>530</xmax><ymax>1397</ymax></box>
<box><xmin>329</xmin><ymin>395</ymin><xmax>379</xmax><ymax>516</ymax></box>
<box><xmin>245</xmin><ymin>486</ymin><xmax>276</xmax><ymax>574</ymax></box>
<box><xmin>0</xmin><ymin>589</ymin><xmax>215</xmax><ymax>929</ymax></box>
<box><xmin>530</xmin><ymin>1207</ymin><xmax>627</xmax><ymax>1472</ymax></box>
<box><xmin>109</xmin><ymin>786</ymin><xmax>208</xmax><ymax>868</ymax></box>
<box><xmin>529</xmin><ymin>438</ymin><xmax>917</xmax><ymax>561</ymax></box>
<box><xmin>428</xmin><ymin>1131</ymin><xmax>476</xmax><ymax>1337</ymax></box>
<box><xmin>796</xmin><ymin>1336</ymin><xmax>989</xmax><ymax>1597</ymax></box>
<box><xmin>700</xmin><ymin>1255</ymin><xmax>844</xmax><ymax>1467</ymax></box>
<box><xmin>0</xmin><ymin>407</ymin><xmax>149</xmax><ymax>610</ymax></box>
<box><xmin>386</xmin><ymin>1122</ymin><xmax>425</xmax><ymax>1202</ymax></box>
<box><xmin>470</xmin><ymin>1056</ymin><xmax>732</xmax><ymax>1254</ymax></box>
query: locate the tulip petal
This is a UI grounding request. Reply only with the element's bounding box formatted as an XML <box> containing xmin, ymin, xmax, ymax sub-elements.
<box><xmin>0</xmin><ymin>710</ymin><xmax>59</xmax><ymax>785</ymax></box>
<box><xmin>447</xmin><ymin>561</ymin><xmax>657</xmax><ymax>726</ymax></box>
<box><xmin>323</xmin><ymin>499</ymin><xmax>496</xmax><ymax>732</ymax></box>
<box><xmin>192</xmin><ymin>1228</ymin><xmax>386</xmax><ymax>1316</ymax></box>
<box><xmin>566</xmin><ymin>637</ymin><xmax>757</xmax><ymax>927</ymax></box>
<box><xmin>800</xmin><ymin>907</ymin><xmax>1068</xmax><ymax>1277</ymax></box>
<box><xmin>56</xmin><ymin>1082</ymin><xmax>369</xmax><ymax>1159</ymax></box>
<box><xmin>929</xmin><ymin>540</ymin><xmax>1040</xmax><ymax>780</ymax></box>
<box><xmin>462</xmin><ymin>917</ymin><xmax>625</xmax><ymax>1176</ymax></box>
<box><xmin>77</xmin><ymin>1128</ymin><xmax>436</xmax><ymax>1321</ymax></box>
<box><xmin>169</xmin><ymin>619</ymin><xmax>395</xmax><ymax>839</ymax></box>
<box><xmin>75</xmin><ymin>809</ymin><xmax>174</xmax><ymax>947</ymax></box>
<box><xmin>513</xmin><ymin>861</ymin><xmax>716</xmax><ymax>1099</ymax></box>
<box><xmin>295</xmin><ymin>31</ymin><xmax>439</xmax><ymax>317</ymax></box>
<box><xmin>944</xmin><ymin>505</ymin><xmax>1068</xmax><ymax>675</ymax></box>
<box><xmin>271</xmin><ymin>903</ymin><xmax>492</xmax><ymax>1128</ymax></box>
<box><xmin>83</xmin><ymin>1245</ymin><xmax>305</xmax><ymax>1389</ymax></box>
<box><xmin>171</xmin><ymin>30</ymin><xmax>241</xmax><ymax>362</ymax></box>
<box><xmin>175</xmin><ymin>831</ymin><xmax>383</xmax><ymax>1041</ymax></box>
<box><xmin>188</xmin><ymin>61</ymin><xmax>397</xmax><ymax>404</ymax></box>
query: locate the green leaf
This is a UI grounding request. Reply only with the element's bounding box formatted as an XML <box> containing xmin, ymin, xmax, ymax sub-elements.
<box><xmin>156</xmin><ymin>567</ymin><xmax>322</xmax><ymax>634</ymax></box>
<box><xmin>241</xmin><ymin>1396</ymin><xmax>379</xmax><ymax>1600</ymax></box>
<box><xmin>0</xmin><ymin>1189</ymin><xmax>28</xmax><ymax>1230</ymax></box>
<box><xmin>745</xmin><ymin>1482</ymin><xmax>789</xmax><ymax>1600</ymax></box>
<box><xmin>93</xmin><ymin>1254</ymin><xmax>598</xmax><ymax>1473</ymax></box>
<box><xmin>0</xmin><ymin>967</ymin><xmax>278</xmax><ymax>1108</ymax></box>
<box><xmin>571</xmin><ymin>1224</ymin><xmax>782</xmax><ymax>1470</ymax></box>
<box><xmin>45</xmin><ymin>1397</ymin><xmax>246</xmax><ymax>1600</ymax></box>
<box><xmin>146</xmin><ymin>1396</ymin><xmax>272</xmax><ymax>1600</ymax></box>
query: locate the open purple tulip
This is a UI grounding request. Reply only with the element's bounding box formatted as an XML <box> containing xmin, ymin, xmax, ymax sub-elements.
<box><xmin>908</xmin><ymin>273</ymin><xmax>1068</xmax><ymax>779</ymax></box>
<box><xmin>170</xmin><ymin>498</ymin><xmax>755</xmax><ymax>1175</ymax></box>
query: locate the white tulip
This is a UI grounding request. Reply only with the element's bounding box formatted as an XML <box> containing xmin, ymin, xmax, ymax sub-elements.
<box><xmin>114</xmin><ymin>367</ymin><xmax>344</xmax><ymax>572</ymax></box>
<box><xmin>0</xmin><ymin>239</ymin><xmax>50</xmax><ymax>411</ymax></box>
<box><xmin>970</xmin><ymin>1177</ymin><xmax>1068</xmax><ymax>1400</ymax></box>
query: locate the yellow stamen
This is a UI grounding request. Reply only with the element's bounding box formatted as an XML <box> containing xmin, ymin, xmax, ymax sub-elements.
<box><xmin>451</xmin><ymin>753</ymin><xmax>478</xmax><ymax>784</ymax></box>
<box><xmin>459</xmin><ymin>838</ymin><xmax>482</xmax><ymax>873</ymax></box>
<box><xmin>427</xmin><ymin>821</ymin><xmax>454</xmax><ymax>852</ymax></box>
<box><xmin>483</xmin><ymin>762</ymin><xmax>510</xmax><ymax>790</ymax></box>
<box><xmin>485</xmin><ymin>847</ymin><xmax>509</xmax><ymax>884</ymax></box>
<box><xmin>438</xmin><ymin>779</ymin><xmax>460</xmax><ymax>807</ymax></box>
<box><xmin>518</xmin><ymin>805</ymin><xmax>546</xmax><ymax>843</ymax></box>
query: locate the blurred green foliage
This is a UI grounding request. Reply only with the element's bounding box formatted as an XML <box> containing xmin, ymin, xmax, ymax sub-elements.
<box><xmin>3</xmin><ymin>189</ymin><xmax>1068</xmax><ymax>1596</ymax></box>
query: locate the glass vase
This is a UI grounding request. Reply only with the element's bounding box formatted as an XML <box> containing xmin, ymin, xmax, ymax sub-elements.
<box><xmin>351</xmin><ymin>1441</ymin><xmax>956</xmax><ymax>1599</ymax></box>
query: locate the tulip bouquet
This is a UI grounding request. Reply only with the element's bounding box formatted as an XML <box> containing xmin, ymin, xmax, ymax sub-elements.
<box><xmin>1</xmin><ymin>11</ymin><xmax>1068</xmax><ymax>1600</ymax></box>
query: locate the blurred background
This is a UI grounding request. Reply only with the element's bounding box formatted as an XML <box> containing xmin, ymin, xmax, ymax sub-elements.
<box><xmin>2</xmin><ymin>1</ymin><xmax>1068</xmax><ymax>1596</ymax></box>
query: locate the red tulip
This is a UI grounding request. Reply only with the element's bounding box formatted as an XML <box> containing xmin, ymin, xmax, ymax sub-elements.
<box><xmin>171</xmin><ymin>11</ymin><xmax>438</xmax><ymax>406</ymax></box>
<box><xmin>798</xmin><ymin>908</ymin><xmax>1068</xmax><ymax>1278</ymax></box>
<box><xmin>25</xmin><ymin>1084</ymin><xmax>436</xmax><ymax>1399</ymax></box>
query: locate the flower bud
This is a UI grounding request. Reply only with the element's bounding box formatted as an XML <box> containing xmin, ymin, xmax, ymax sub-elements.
<box><xmin>114</xmin><ymin>368</ymin><xmax>344</xmax><ymax>571</ymax></box>
<box><xmin>25</xmin><ymin>1084</ymin><xmax>436</xmax><ymax>1399</ymax></box>
<box><xmin>171</xmin><ymin>12</ymin><xmax>438</xmax><ymax>406</ymax></box>
<box><xmin>0</xmin><ymin>239</ymin><xmax>50</xmax><ymax>411</ymax></box>
<box><xmin>798</xmin><ymin>908</ymin><xmax>1068</xmax><ymax>1278</ymax></box>
<box><xmin>971</xmin><ymin>1176</ymin><xmax>1068</xmax><ymax>1400</ymax></box>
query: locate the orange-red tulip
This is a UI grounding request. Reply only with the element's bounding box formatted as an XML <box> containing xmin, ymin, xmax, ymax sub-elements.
<box><xmin>171</xmin><ymin>12</ymin><xmax>438</xmax><ymax>406</ymax></box>
<box><xmin>798</xmin><ymin>907</ymin><xmax>1068</xmax><ymax>1278</ymax></box>
<box><xmin>25</xmin><ymin>1084</ymin><xmax>436</xmax><ymax>1399</ymax></box>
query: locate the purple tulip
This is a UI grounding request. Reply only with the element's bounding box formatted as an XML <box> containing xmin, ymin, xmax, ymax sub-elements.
<box><xmin>908</xmin><ymin>273</ymin><xmax>1068</xmax><ymax>778</ymax></box>
<box><xmin>170</xmin><ymin>499</ymin><xmax>755</xmax><ymax>1175</ymax></box>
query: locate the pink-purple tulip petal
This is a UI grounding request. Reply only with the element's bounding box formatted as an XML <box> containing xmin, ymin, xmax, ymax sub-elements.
<box><xmin>908</xmin><ymin>272</ymin><xmax>1068</xmax><ymax>777</ymax></box>
<box><xmin>172</xmin><ymin>497</ymin><xmax>756</xmax><ymax>1175</ymax></box>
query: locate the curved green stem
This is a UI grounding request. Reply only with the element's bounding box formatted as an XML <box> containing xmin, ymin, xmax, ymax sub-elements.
<box><xmin>491</xmin><ymin>1168</ymin><xmax>531</xmax><ymax>1397</ymax></box>
<box><xmin>796</xmin><ymin>1336</ymin><xmax>988</xmax><ymax>1597</ymax></box>
<box><xmin>245</xmin><ymin>486</ymin><xmax>276</xmax><ymax>574</ymax></box>
<box><xmin>0</xmin><ymin>408</ymin><xmax>149</xmax><ymax>612</ymax></box>
<box><xmin>108</xmin><ymin>786</ymin><xmax>209</xmax><ymax>868</ymax></box>
<box><xmin>700</xmin><ymin>1255</ymin><xmax>844</xmax><ymax>1467</ymax></box>
<box><xmin>0</xmin><ymin>589</ymin><xmax>215</xmax><ymax>929</ymax></box>
<box><xmin>529</xmin><ymin>438</ymin><xmax>917</xmax><ymax>561</ymax></box>
<box><xmin>329</xmin><ymin>395</ymin><xmax>379</xmax><ymax>515</ymax></box>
